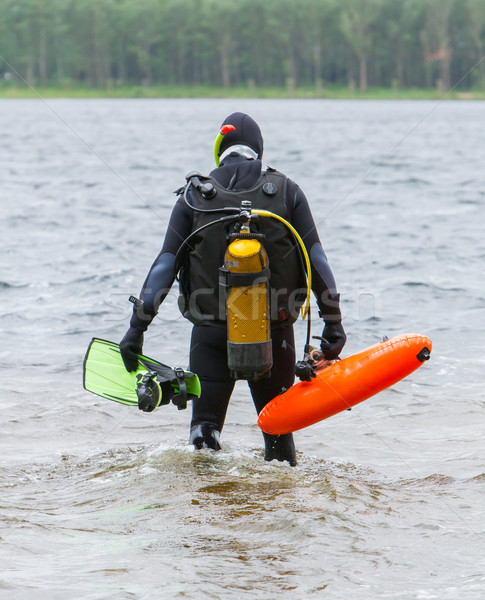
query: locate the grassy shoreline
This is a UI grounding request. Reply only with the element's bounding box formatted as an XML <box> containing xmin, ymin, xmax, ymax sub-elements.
<box><xmin>1</xmin><ymin>84</ymin><xmax>484</xmax><ymax>100</ymax></box>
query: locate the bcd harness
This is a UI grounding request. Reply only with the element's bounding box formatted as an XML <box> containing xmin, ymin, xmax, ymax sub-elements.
<box><xmin>174</xmin><ymin>168</ymin><xmax>313</xmax><ymax>381</ymax></box>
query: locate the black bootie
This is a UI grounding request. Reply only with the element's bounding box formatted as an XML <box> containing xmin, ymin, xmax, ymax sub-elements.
<box><xmin>263</xmin><ymin>432</ymin><xmax>297</xmax><ymax>466</ymax></box>
<box><xmin>190</xmin><ymin>422</ymin><xmax>222</xmax><ymax>451</ymax></box>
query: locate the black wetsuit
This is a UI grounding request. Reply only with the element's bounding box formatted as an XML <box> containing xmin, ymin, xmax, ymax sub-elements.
<box><xmin>137</xmin><ymin>155</ymin><xmax>341</xmax><ymax>465</ymax></box>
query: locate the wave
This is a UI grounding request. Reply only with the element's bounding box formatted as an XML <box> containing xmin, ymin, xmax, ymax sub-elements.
<box><xmin>0</xmin><ymin>281</ymin><xmax>29</xmax><ymax>289</ymax></box>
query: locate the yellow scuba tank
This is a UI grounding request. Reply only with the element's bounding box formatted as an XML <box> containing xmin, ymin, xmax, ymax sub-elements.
<box><xmin>220</xmin><ymin>232</ymin><xmax>272</xmax><ymax>380</ymax></box>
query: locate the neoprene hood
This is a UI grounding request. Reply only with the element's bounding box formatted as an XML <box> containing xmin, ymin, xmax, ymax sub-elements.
<box><xmin>219</xmin><ymin>112</ymin><xmax>264</xmax><ymax>160</ymax></box>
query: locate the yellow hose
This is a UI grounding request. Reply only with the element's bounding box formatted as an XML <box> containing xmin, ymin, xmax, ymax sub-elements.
<box><xmin>251</xmin><ymin>209</ymin><xmax>311</xmax><ymax>319</ymax></box>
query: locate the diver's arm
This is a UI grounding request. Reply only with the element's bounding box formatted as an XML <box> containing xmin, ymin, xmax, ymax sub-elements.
<box><xmin>120</xmin><ymin>196</ymin><xmax>193</xmax><ymax>371</ymax></box>
<box><xmin>287</xmin><ymin>181</ymin><xmax>346</xmax><ymax>359</ymax></box>
<box><xmin>287</xmin><ymin>182</ymin><xmax>340</xmax><ymax>317</ymax></box>
<box><xmin>138</xmin><ymin>196</ymin><xmax>194</xmax><ymax>313</ymax></box>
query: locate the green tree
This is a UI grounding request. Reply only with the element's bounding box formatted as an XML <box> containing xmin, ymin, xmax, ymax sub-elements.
<box><xmin>340</xmin><ymin>0</ymin><xmax>383</xmax><ymax>92</ymax></box>
<box><xmin>124</xmin><ymin>0</ymin><xmax>167</xmax><ymax>86</ymax></box>
<box><xmin>381</xmin><ymin>0</ymin><xmax>425</xmax><ymax>88</ymax></box>
<box><xmin>467</xmin><ymin>0</ymin><xmax>485</xmax><ymax>89</ymax></box>
<box><xmin>421</xmin><ymin>0</ymin><xmax>454</xmax><ymax>91</ymax></box>
<box><xmin>2</xmin><ymin>0</ymin><xmax>39</xmax><ymax>85</ymax></box>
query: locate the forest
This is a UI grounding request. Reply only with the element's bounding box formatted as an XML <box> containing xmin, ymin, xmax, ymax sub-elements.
<box><xmin>1</xmin><ymin>0</ymin><xmax>485</xmax><ymax>95</ymax></box>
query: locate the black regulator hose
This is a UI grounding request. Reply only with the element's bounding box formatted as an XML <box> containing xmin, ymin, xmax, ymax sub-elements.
<box><xmin>173</xmin><ymin>213</ymin><xmax>241</xmax><ymax>279</ymax></box>
<box><xmin>183</xmin><ymin>179</ymin><xmax>240</xmax><ymax>215</ymax></box>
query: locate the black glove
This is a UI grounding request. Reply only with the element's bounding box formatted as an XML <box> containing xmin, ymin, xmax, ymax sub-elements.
<box><xmin>119</xmin><ymin>299</ymin><xmax>156</xmax><ymax>372</ymax></box>
<box><xmin>319</xmin><ymin>322</ymin><xmax>346</xmax><ymax>360</ymax></box>
<box><xmin>120</xmin><ymin>326</ymin><xmax>144</xmax><ymax>372</ymax></box>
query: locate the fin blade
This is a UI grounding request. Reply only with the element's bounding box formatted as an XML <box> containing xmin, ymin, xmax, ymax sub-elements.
<box><xmin>83</xmin><ymin>338</ymin><xmax>201</xmax><ymax>406</ymax></box>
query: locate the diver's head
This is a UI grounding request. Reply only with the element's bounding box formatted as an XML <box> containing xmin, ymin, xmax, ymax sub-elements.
<box><xmin>214</xmin><ymin>112</ymin><xmax>264</xmax><ymax>166</ymax></box>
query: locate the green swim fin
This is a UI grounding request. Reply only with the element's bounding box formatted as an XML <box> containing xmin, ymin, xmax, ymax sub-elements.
<box><xmin>83</xmin><ymin>338</ymin><xmax>201</xmax><ymax>410</ymax></box>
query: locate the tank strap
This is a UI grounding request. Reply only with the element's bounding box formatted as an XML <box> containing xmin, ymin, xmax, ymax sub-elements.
<box><xmin>219</xmin><ymin>267</ymin><xmax>270</xmax><ymax>288</ymax></box>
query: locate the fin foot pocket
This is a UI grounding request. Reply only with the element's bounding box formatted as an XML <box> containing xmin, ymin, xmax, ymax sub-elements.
<box><xmin>136</xmin><ymin>372</ymin><xmax>162</xmax><ymax>412</ymax></box>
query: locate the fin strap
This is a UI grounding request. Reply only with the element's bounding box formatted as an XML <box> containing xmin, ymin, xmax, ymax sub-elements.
<box><xmin>172</xmin><ymin>367</ymin><xmax>188</xmax><ymax>410</ymax></box>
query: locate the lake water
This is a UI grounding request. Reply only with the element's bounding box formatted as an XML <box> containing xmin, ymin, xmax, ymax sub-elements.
<box><xmin>1</xmin><ymin>98</ymin><xmax>484</xmax><ymax>599</ymax></box>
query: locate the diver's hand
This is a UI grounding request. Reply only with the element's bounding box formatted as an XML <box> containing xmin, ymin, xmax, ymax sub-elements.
<box><xmin>120</xmin><ymin>298</ymin><xmax>156</xmax><ymax>371</ymax></box>
<box><xmin>319</xmin><ymin>323</ymin><xmax>346</xmax><ymax>360</ymax></box>
<box><xmin>120</xmin><ymin>327</ymin><xmax>144</xmax><ymax>371</ymax></box>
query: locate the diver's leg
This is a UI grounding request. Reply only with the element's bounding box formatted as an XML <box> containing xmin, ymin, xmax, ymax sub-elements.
<box><xmin>249</xmin><ymin>326</ymin><xmax>297</xmax><ymax>466</ymax></box>
<box><xmin>189</xmin><ymin>380</ymin><xmax>234</xmax><ymax>450</ymax></box>
<box><xmin>189</xmin><ymin>325</ymin><xmax>235</xmax><ymax>450</ymax></box>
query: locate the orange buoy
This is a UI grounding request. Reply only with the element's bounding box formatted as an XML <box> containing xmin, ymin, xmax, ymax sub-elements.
<box><xmin>258</xmin><ymin>333</ymin><xmax>432</xmax><ymax>435</ymax></box>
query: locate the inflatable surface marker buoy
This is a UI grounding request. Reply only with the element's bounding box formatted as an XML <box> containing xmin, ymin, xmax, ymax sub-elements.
<box><xmin>257</xmin><ymin>333</ymin><xmax>432</xmax><ymax>435</ymax></box>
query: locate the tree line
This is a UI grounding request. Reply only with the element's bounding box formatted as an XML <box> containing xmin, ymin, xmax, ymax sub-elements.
<box><xmin>1</xmin><ymin>0</ymin><xmax>485</xmax><ymax>92</ymax></box>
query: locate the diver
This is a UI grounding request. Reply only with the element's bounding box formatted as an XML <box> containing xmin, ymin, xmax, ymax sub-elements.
<box><xmin>119</xmin><ymin>112</ymin><xmax>346</xmax><ymax>466</ymax></box>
